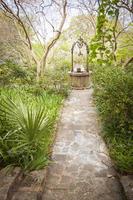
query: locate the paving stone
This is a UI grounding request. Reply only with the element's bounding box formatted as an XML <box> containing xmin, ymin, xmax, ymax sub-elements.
<box><xmin>0</xmin><ymin>167</ymin><xmax>21</xmax><ymax>200</ymax></box>
<box><xmin>14</xmin><ymin>169</ymin><xmax>47</xmax><ymax>200</ymax></box>
<box><xmin>0</xmin><ymin>167</ymin><xmax>47</xmax><ymax>200</ymax></box>
<box><xmin>12</xmin><ymin>192</ymin><xmax>38</xmax><ymax>200</ymax></box>
<box><xmin>42</xmin><ymin>89</ymin><xmax>125</xmax><ymax>200</ymax></box>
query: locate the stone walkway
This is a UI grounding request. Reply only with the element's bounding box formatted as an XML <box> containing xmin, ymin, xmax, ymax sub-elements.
<box><xmin>42</xmin><ymin>89</ymin><xmax>126</xmax><ymax>200</ymax></box>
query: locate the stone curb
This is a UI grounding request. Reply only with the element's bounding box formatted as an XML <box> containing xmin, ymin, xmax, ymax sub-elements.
<box><xmin>0</xmin><ymin>167</ymin><xmax>22</xmax><ymax>200</ymax></box>
<box><xmin>0</xmin><ymin>167</ymin><xmax>48</xmax><ymax>200</ymax></box>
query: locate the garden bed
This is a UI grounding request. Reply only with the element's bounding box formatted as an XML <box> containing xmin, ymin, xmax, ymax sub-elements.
<box><xmin>0</xmin><ymin>87</ymin><xmax>64</xmax><ymax>171</ymax></box>
<box><xmin>92</xmin><ymin>65</ymin><xmax>133</xmax><ymax>174</ymax></box>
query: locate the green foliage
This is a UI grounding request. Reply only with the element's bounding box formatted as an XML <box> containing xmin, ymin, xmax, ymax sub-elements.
<box><xmin>117</xmin><ymin>26</ymin><xmax>133</xmax><ymax>63</ymax></box>
<box><xmin>0</xmin><ymin>59</ymin><xmax>70</xmax><ymax>97</ymax></box>
<box><xmin>89</xmin><ymin>0</ymin><xmax>119</xmax><ymax>65</ymax></box>
<box><xmin>93</xmin><ymin>65</ymin><xmax>133</xmax><ymax>173</ymax></box>
<box><xmin>45</xmin><ymin>40</ymin><xmax>71</xmax><ymax>96</ymax></box>
<box><xmin>90</xmin><ymin>0</ymin><xmax>133</xmax><ymax>173</ymax></box>
<box><xmin>39</xmin><ymin>66</ymin><xmax>71</xmax><ymax>97</ymax></box>
<box><xmin>0</xmin><ymin>89</ymin><xmax>63</xmax><ymax>171</ymax></box>
<box><xmin>0</xmin><ymin>60</ymin><xmax>35</xmax><ymax>86</ymax></box>
<box><xmin>109</xmin><ymin>138</ymin><xmax>133</xmax><ymax>173</ymax></box>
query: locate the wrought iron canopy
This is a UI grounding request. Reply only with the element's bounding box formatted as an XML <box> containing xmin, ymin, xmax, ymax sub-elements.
<box><xmin>71</xmin><ymin>37</ymin><xmax>89</xmax><ymax>72</ymax></box>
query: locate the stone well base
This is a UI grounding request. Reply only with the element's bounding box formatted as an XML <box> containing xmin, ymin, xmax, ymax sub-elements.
<box><xmin>69</xmin><ymin>72</ymin><xmax>89</xmax><ymax>89</ymax></box>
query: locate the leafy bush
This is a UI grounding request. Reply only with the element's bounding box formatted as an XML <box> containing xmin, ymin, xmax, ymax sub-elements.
<box><xmin>39</xmin><ymin>66</ymin><xmax>71</xmax><ymax>97</ymax></box>
<box><xmin>0</xmin><ymin>60</ymin><xmax>35</xmax><ymax>86</ymax></box>
<box><xmin>0</xmin><ymin>89</ymin><xmax>63</xmax><ymax>171</ymax></box>
<box><xmin>92</xmin><ymin>65</ymin><xmax>133</xmax><ymax>173</ymax></box>
<box><xmin>0</xmin><ymin>57</ymin><xmax>71</xmax><ymax>97</ymax></box>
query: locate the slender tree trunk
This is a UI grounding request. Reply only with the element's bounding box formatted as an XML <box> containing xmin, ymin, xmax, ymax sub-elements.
<box><xmin>30</xmin><ymin>49</ymin><xmax>41</xmax><ymax>80</ymax></box>
<box><xmin>40</xmin><ymin>0</ymin><xmax>67</xmax><ymax>76</ymax></box>
<box><xmin>41</xmin><ymin>34</ymin><xmax>60</xmax><ymax>76</ymax></box>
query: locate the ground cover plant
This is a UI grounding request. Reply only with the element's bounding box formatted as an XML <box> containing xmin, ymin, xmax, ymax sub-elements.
<box><xmin>0</xmin><ymin>88</ymin><xmax>64</xmax><ymax>171</ymax></box>
<box><xmin>0</xmin><ymin>54</ymin><xmax>70</xmax><ymax>172</ymax></box>
<box><xmin>92</xmin><ymin>65</ymin><xmax>133</xmax><ymax>173</ymax></box>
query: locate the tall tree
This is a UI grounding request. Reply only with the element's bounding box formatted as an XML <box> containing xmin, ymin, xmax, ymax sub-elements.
<box><xmin>0</xmin><ymin>0</ymin><xmax>67</xmax><ymax>79</ymax></box>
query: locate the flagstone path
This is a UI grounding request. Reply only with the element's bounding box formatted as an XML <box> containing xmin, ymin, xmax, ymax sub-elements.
<box><xmin>42</xmin><ymin>88</ymin><xmax>126</xmax><ymax>200</ymax></box>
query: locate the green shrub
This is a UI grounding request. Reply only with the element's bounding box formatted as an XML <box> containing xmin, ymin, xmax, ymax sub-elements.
<box><xmin>0</xmin><ymin>89</ymin><xmax>63</xmax><ymax>171</ymax></box>
<box><xmin>0</xmin><ymin>60</ymin><xmax>35</xmax><ymax>86</ymax></box>
<box><xmin>39</xmin><ymin>66</ymin><xmax>71</xmax><ymax>97</ymax></box>
<box><xmin>93</xmin><ymin>65</ymin><xmax>133</xmax><ymax>173</ymax></box>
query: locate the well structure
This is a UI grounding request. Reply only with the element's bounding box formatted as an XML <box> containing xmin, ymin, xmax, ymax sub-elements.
<box><xmin>69</xmin><ymin>37</ymin><xmax>89</xmax><ymax>89</ymax></box>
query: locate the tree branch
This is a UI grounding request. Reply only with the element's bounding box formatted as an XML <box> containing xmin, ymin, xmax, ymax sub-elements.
<box><xmin>41</xmin><ymin>0</ymin><xmax>67</xmax><ymax>74</ymax></box>
<box><xmin>123</xmin><ymin>56</ymin><xmax>133</xmax><ymax>68</ymax></box>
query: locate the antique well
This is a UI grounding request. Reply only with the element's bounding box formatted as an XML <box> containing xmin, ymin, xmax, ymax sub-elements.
<box><xmin>69</xmin><ymin>37</ymin><xmax>89</xmax><ymax>89</ymax></box>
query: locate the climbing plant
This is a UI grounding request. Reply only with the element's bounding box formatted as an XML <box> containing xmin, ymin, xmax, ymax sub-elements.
<box><xmin>89</xmin><ymin>0</ymin><xmax>120</xmax><ymax>65</ymax></box>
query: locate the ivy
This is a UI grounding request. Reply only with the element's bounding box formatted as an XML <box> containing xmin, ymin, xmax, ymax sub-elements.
<box><xmin>89</xmin><ymin>0</ymin><xmax>120</xmax><ymax>65</ymax></box>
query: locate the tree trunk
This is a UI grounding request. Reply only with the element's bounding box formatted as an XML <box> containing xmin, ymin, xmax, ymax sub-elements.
<box><xmin>41</xmin><ymin>33</ymin><xmax>60</xmax><ymax>76</ymax></box>
<box><xmin>40</xmin><ymin>0</ymin><xmax>67</xmax><ymax>76</ymax></box>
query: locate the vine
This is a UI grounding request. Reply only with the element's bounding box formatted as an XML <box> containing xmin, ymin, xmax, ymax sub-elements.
<box><xmin>89</xmin><ymin>0</ymin><xmax>119</xmax><ymax>65</ymax></box>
